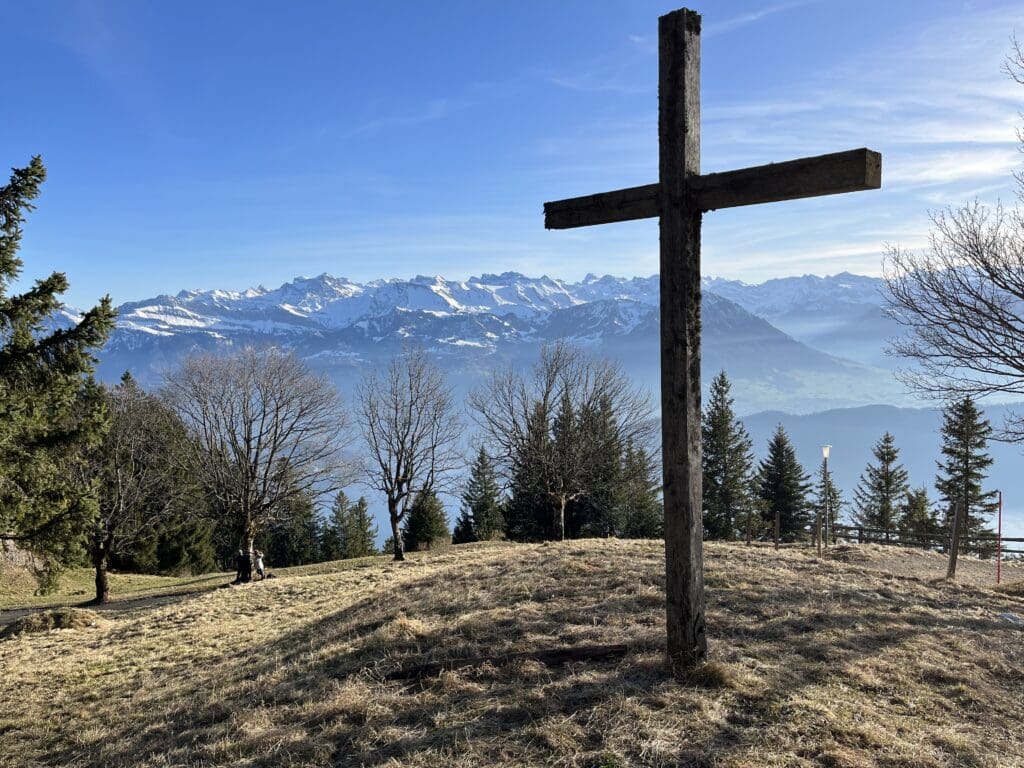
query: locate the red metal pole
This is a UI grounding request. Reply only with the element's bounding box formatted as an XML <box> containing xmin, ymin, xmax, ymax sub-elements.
<box><xmin>997</xmin><ymin>490</ymin><xmax>1002</xmax><ymax>586</ymax></box>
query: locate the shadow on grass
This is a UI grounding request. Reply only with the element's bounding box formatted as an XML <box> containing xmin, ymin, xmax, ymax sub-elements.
<box><xmin>43</xmin><ymin>546</ymin><xmax>1018</xmax><ymax>767</ymax></box>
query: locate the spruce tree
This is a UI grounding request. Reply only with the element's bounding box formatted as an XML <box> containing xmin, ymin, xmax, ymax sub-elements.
<box><xmin>851</xmin><ymin>433</ymin><xmax>909</xmax><ymax>540</ymax></box>
<box><xmin>0</xmin><ymin>157</ymin><xmax>115</xmax><ymax>586</ymax></box>
<box><xmin>757</xmin><ymin>426</ymin><xmax>812</xmax><ymax>542</ymax></box>
<box><xmin>339</xmin><ymin>497</ymin><xmax>377</xmax><ymax>558</ymax></box>
<box><xmin>573</xmin><ymin>396</ymin><xmax>624</xmax><ymax>537</ymax></box>
<box><xmin>402</xmin><ymin>492</ymin><xmax>449</xmax><ymax>551</ymax></box>
<box><xmin>935</xmin><ymin>398</ymin><xmax>997</xmax><ymax>550</ymax></box>
<box><xmin>457</xmin><ymin>447</ymin><xmax>505</xmax><ymax>543</ymax></box>
<box><xmin>898</xmin><ymin>486</ymin><xmax>940</xmax><ymax>545</ymax></box>
<box><xmin>701</xmin><ymin>371</ymin><xmax>756</xmax><ymax>540</ymax></box>
<box><xmin>619</xmin><ymin>441</ymin><xmax>663</xmax><ymax>538</ymax></box>
<box><xmin>505</xmin><ymin>402</ymin><xmax>553</xmax><ymax>541</ymax></box>
<box><xmin>320</xmin><ymin>491</ymin><xmax>350</xmax><ymax>561</ymax></box>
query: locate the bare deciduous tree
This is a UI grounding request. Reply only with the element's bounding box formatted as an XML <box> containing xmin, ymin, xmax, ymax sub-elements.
<box><xmin>357</xmin><ymin>348</ymin><xmax>461</xmax><ymax>561</ymax></box>
<box><xmin>163</xmin><ymin>348</ymin><xmax>352</xmax><ymax>554</ymax></box>
<box><xmin>884</xmin><ymin>41</ymin><xmax>1024</xmax><ymax>439</ymax></box>
<box><xmin>469</xmin><ymin>341</ymin><xmax>656</xmax><ymax>540</ymax></box>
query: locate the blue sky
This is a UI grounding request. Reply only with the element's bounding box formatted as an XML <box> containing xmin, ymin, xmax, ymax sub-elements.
<box><xmin>2</xmin><ymin>0</ymin><xmax>1022</xmax><ymax>308</ymax></box>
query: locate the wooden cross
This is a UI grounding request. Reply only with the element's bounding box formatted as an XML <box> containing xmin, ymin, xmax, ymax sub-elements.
<box><xmin>543</xmin><ymin>7</ymin><xmax>881</xmax><ymax>671</ymax></box>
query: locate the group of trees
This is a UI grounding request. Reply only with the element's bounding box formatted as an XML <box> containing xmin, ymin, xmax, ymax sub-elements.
<box><xmin>699</xmin><ymin>370</ymin><xmax>999</xmax><ymax>551</ymax></box>
<box><xmin>470</xmin><ymin>342</ymin><xmax>662</xmax><ymax>542</ymax></box>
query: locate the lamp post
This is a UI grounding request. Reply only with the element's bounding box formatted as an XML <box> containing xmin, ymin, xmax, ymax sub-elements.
<box><xmin>821</xmin><ymin>445</ymin><xmax>832</xmax><ymax>553</ymax></box>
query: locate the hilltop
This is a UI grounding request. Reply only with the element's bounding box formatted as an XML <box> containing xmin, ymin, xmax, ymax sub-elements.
<box><xmin>2</xmin><ymin>540</ymin><xmax>1023</xmax><ymax>767</ymax></box>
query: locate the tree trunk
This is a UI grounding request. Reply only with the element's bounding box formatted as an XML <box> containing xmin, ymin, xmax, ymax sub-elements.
<box><xmin>389</xmin><ymin>499</ymin><xmax>405</xmax><ymax>561</ymax></box>
<box><xmin>93</xmin><ymin>545</ymin><xmax>110</xmax><ymax>605</ymax></box>
<box><xmin>557</xmin><ymin>497</ymin><xmax>567</xmax><ymax>541</ymax></box>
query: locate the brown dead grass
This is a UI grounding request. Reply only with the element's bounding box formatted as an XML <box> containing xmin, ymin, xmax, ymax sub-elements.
<box><xmin>0</xmin><ymin>540</ymin><xmax>1022</xmax><ymax>767</ymax></box>
<box><xmin>0</xmin><ymin>607</ymin><xmax>108</xmax><ymax>639</ymax></box>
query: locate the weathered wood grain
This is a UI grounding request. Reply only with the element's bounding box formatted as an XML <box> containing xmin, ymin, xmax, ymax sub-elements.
<box><xmin>658</xmin><ymin>6</ymin><xmax>707</xmax><ymax>672</ymax></box>
<box><xmin>543</xmin><ymin>149</ymin><xmax>881</xmax><ymax>229</ymax></box>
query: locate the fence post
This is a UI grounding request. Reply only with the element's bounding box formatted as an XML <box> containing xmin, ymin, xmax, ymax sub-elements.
<box><xmin>997</xmin><ymin>490</ymin><xmax>1002</xmax><ymax>586</ymax></box>
<box><xmin>857</xmin><ymin>527</ymin><xmax>863</xmax><ymax>544</ymax></box>
<box><xmin>947</xmin><ymin>500</ymin><xmax>964</xmax><ymax>580</ymax></box>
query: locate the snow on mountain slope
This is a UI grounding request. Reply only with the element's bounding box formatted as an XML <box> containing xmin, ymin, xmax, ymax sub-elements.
<box><xmin>92</xmin><ymin>271</ymin><xmax>909</xmax><ymax>415</ymax></box>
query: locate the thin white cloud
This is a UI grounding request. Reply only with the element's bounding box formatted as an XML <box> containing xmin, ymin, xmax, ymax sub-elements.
<box><xmin>703</xmin><ymin>0</ymin><xmax>820</xmax><ymax>38</ymax></box>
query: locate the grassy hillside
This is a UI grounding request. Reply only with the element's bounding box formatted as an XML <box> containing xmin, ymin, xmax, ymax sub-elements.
<box><xmin>1</xmin><ymin>540</ymin><xmax>1023</xmax><ymax>767</ymax></box>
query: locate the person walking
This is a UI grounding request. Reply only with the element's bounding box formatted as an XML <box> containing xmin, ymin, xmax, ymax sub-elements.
<box><xmin>254</xmin><ymin>550</ymin><xmax>265</xmax><ymax>580</ymax></box>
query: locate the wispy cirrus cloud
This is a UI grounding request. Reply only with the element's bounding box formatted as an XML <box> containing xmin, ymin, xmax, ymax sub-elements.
<box><xmin>703</xmin><ymin>0</ymin><xmax>821</xmax><ymax>38</ymax></box>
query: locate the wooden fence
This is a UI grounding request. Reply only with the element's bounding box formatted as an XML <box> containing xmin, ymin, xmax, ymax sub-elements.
<box><xmin>831</xmin><ymin>524</ymin><xmax>1024</xmax><ymax>557</ymax></box>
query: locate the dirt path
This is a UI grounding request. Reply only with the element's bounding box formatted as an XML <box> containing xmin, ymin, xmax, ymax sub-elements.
<box><xmin>0</xmin><ymin>582</ymin><xmax>232</xmax><ymax>629</ymax></box>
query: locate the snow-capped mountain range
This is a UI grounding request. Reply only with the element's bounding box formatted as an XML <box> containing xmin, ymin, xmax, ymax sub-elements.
<box><xmin>94</xmin><ymin>271</ymin><xmax>906</xmax><ymax>414</ymax></box>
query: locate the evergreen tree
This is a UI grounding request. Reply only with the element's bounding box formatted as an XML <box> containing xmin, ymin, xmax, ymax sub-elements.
<box><xmin>898</xmin><ymin>486</ymin><xmax>941</xmax><ymax>545</ymax></box>
<box><xmin>504</xmin><ymin>402</ymin><xmax>554</xmax><ymax>541</ymax></box>
<box><xmin>573</xmin><ymin>396</ymin><xmax>624</xmax><ymax>537</ymax></box>
<box><xmin>456</xmin><ymin>447</ymin><xmax>505</xmax><ymax>543</ymax></box>
<box><xmin>0</xmin><ymin>157</ymin><xmax>116</xmax><ymax>587</ymax></box>
<box><xmin>319</xmin><ymin>491</ymin><xmax>350</xmax><ymax>561</ymax></box>
<box><xmin>757</xmin><ymin>426</ymin><xmax>812</xmax><ymax>542</ymax></box>
<box><xmin>701</xmin><ymin>371</ymin><xmax>756</xmax><ymax>540</ymax></box>
<box><xmin>851</xmin><ymin>433</ymin><xmax>909</xmax><ymax>540</ymax></box>
<box><xmin>255</xmin><ymin>488</ymin><xmax>321</xmax><ymax>567</ymax></box>
<box><xmin>811</xmin><ymin>458</ymin><xmax>843</xmax><ymax>543</ymax></box>
<box><xmin>619</xmin><ymin>442</ymin><xmax>663</xmax><ymax>538</ymax></box>
<box><xmin>935</xmin><ymin>398</ymin><xmax>997</xmax><ymax>550</ymax></box>
<box><xmin>402</xmin><ymin>492</ymin><xmax>449</xmax><ymax>551</ymax></box>
<box><xmin>338</xmin><ymin>496</ymin><xmax>377</xmax><ymax>558</ymax></box>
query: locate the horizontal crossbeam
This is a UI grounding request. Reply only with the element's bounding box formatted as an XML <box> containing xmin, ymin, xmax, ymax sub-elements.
<box><xmin>543</xmin><ymin>147</ymin><xmax>881</xmax><ymax>229</ymax></box>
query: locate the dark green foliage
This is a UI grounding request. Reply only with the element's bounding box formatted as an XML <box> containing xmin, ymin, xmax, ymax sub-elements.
<box><xmin>255</xmin><ymin>488</ymin><xmax>321</xmax><ymax>568</ymax></box>
<box><xmin>701</xmin><ymin>372</ymin><xmax>756</xmax><ymax>540</ymax></box>
<box><xmin>851</xmin><ymin>433</ymin><xmax>909</xmax><ymax>538</ymax></box>
<box><xmin>811</xmin><ymin>458</ymin><xmax>843</xmax><ymax>542</ymax></box>
<box><xmin>402</xmin><ymin>492</ymin><xmax>449</xmax><ymax>551</ymax></box>
<box><xmin>505</xmin><ymin>403</ymin><xmax>555</xmax><ymax>541</ymax></box>
<box><xmin>0</xmin><ymin>157</ymin><xmax>116</xmax><ymax>587</ymax></box>
<box><xmin>757</xmin><ymin>426</ymin><xmax>812</xmax><ymax>541</ymax></box>
<box><xmin>898</xmin><ymin>486</ymin><xmax>941</xmax><ymax>543</ymax></box>
<box><xmin>323</xmin><ymin>492</ymin><xmax>378</xmax><ymax>559</ymax></box>
<box><xmin>455</xmin><ymin>448</ymin><xmax>505</xmax><ymax>544</ymax></box>
<box><xmin>935</xmin><ymin>398</ymin><xmax>997</xmax><ymax>549</ymax></box>
<box><xmin>572</xmin><ymin>396</ymin><xmax>624</xmax><ymax>537</ymax></box>
<box><xmin>619</xmin><ymin>442</ymin><xmax>663</xmax><ymax>538</ymax></box>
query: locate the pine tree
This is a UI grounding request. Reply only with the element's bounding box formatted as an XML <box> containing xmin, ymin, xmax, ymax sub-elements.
<box><xmin>456</xmin><ymin>447</ymin><xmax>505</xmax><ymax>543</ymax></box>
<box><xmin>0</xmin><ymin>157</ymin><xmax>116</xmax><ymax>587</ymax></box>
<box><xmin>255</xmin><ymin>488</ymin><xmax>321</xmax><ymax>567</ymax></box>
<box><xmin>701</xmin><ymin>371</ymin><xmax>756</xmax><ymax>540</ymax></box>
<box><xmin>320</xmin><ymin>491</ymin><xmax>350</xmax><ymax>561</ymax></box>
<box><xmin>898</xmin><ymin>486</ymin><xmax>941</xmax><ymax>545</ymax></box>
<box><xmin>339</xmin><ymin>497</ymin><xmax>377</xmax><ymax>558</ymax></box>
<box><xmin>573</xmin><ymin>396</ymin><xmax>624</xmax><ymax>537</ymax></box>
<box><xmin>757</xmin><ymin>425</ymin><xmax>812</xmax><ymax>542</ymax></box>
<box><xmin>811</xmin><ymin>458</ymin><xmax>843</xmax><ymax>543</ymax></box>
<box><xmin>505</xmin><ymin>402</ymin><xmax>554</xmax><ymax>542</ymax></box>
<box><xmin>851</xmin><ymin>433</ymin><xmax>909</xmax><ymax>540</ymax></box>
<box><xmin>402</xmin><ymin>492</ymin><xmax>449</xmax><ymax>551</ymax></box>
<box><xmin>619</xmin><ymin>441</ymin><xmax>663</xmax><ymax>538</ymax></box>
<box><xmin>935</xmin><ymin>398</ymin><xmax>997</xmax><ymax>551</ymax></box>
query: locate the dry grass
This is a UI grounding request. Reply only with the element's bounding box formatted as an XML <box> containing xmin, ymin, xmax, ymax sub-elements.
<box><xmin>0</xmin><ymin>607</ymin><xmax>109</xmax><ymax>639</ymax></box>
<box><xmin>1</xmin><ymin>540</ymin><xmax>1022</xmax><ymax>767</ymax></box>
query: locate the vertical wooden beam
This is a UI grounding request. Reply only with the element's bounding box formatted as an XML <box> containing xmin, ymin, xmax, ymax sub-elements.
<box><xmin>659</xmin><ymin>7</ymin><xmax>707</xmax><ymax>671</ymax></box>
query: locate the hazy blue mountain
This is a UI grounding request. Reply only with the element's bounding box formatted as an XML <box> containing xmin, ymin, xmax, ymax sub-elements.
<box><xmin>703</xmin><ymin>272</ymin><xmax>901</xmax><ymax>368</ymax></box>
<box><xmin>94</xmin><ymin>271</ymin><xmax>910</xmax><ymax>414</ymax></box>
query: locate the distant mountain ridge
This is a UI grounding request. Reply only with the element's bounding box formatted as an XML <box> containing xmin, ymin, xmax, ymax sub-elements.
<box><xmin>93</xmin><ymin>270</ymin><xmax>908</xmax><ymax>414</ymax></box>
